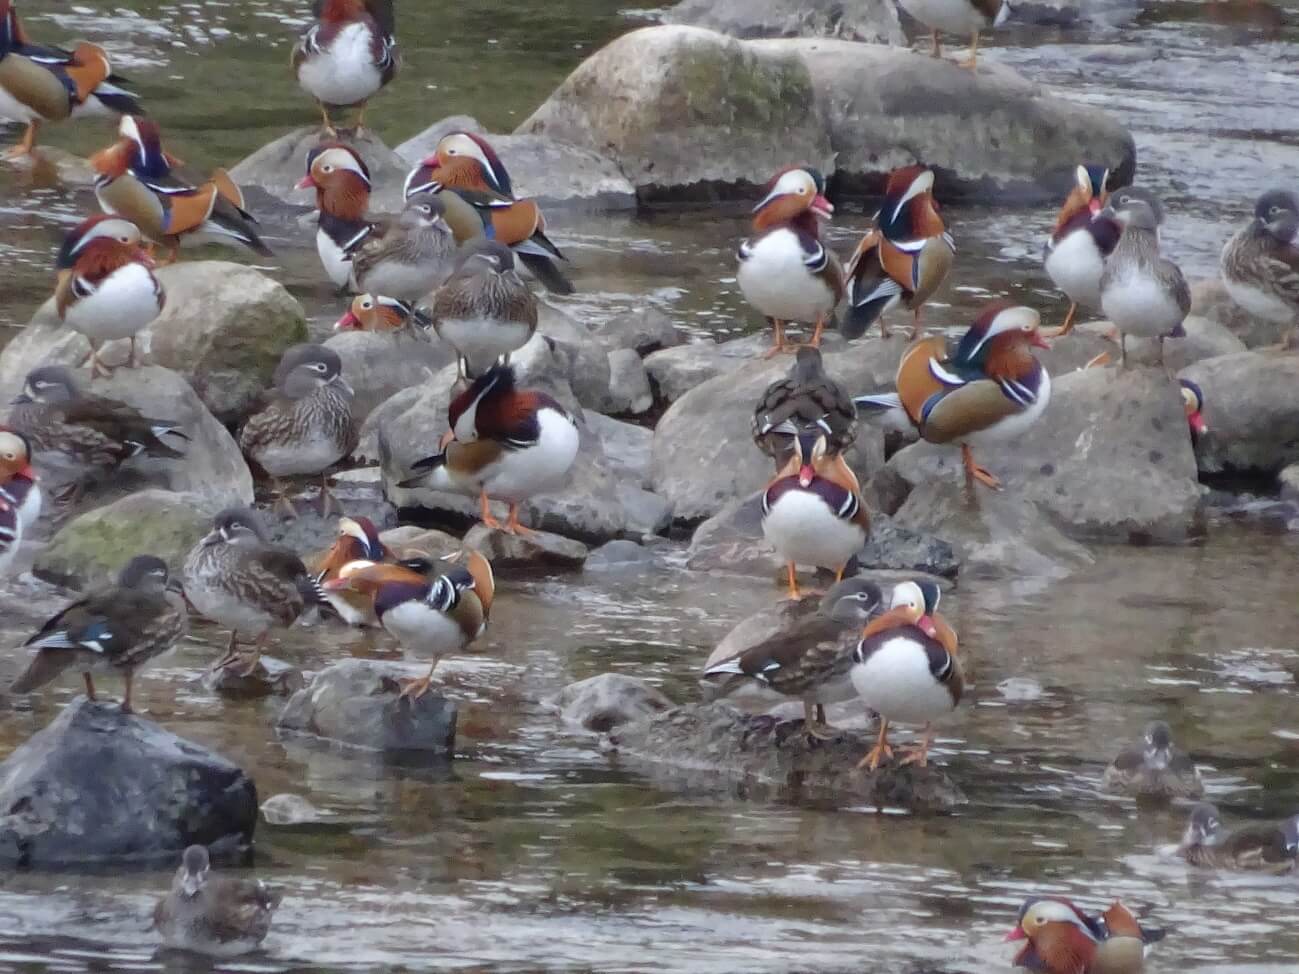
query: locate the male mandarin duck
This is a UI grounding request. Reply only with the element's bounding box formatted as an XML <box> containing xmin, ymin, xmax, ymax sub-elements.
<box><xmin>404</xmin><ymin>131</ymin><xmax>574</xmax><ymax>295</ymax></box>
<box><xmin>238</xmin><ymin>344</ymin><xmax>357</xmax><ymax>519</ymax></box>
<box><xmin>0</xmin><ymin>495</ymin><xmax>17</xmax><ymax>574</ymax></box>
<box><xmin>323</xmin><ymin>549</ymin><xmax>494</xmax><ymax>700</ymax></box>
<box><xmin>855</xmin><ymin>302</ymin><xmax>1051</xmax><ymax>490</ymax></box>
<box><xmin>0</xmin><ymin>428</ymin><xmax>39</xmax><ymax>538</ymax></box>
<box><xmin>1044</xmin><ymin>165</ymin><xmax>1122</xmax><ymax>337</ymax></box>
<box><xmin>312</xmin><ymin>514</ymin><xmax>392</xmax><ymax>626</ymax></box>
<box><xmin>12</xmin><ymin>555</ymin><xmax>187</xmax><ymax>712</ymax></box>
<box><xmin>1179</xmin><ymin>379</ymin><xmax>1208</xmax><ymax>441</ymax></box>
<box><xmin>850</xmin><ymin>580</ymin><xmax>961</xmax><ymax>770</ymax></box>
<box><xmin>751</xmin><ymin>346</ymin><xmax>858</xmax><ymax>471</ymax></box>
<box><xmin>0</xmin><ymin>0</ymin><xmax>140</xmax><ymax>157</ymax></box>
<box><xmin>183</xmin><ymin>508</ymin><xmax>325</xmax><ymax>676</ymax></box>
<box><xmin>292</xmin><ymin>0</ymin><xmax>397</xmax><ymax>136</ymax></box>
<box><xmin>1220</xmin><ymin>189</ymin><xmax>1299</xmax><ymax>328</ymax></box>
<box><xmin>296</xmin><ymin>143</ymin><xmax>374</xmax><ymax>290</ymax></box>
<box><xmin>736</xmin><ymin>166</ymin><xmax>842</xmax><ymax>356</ymax></box>
<box><xmin>153</xmin><ymin>845</ymin><xmax>280</xmax><ymax>957</ymax></box>
<box><xmin>915</xmin><ymin>578</ymin><xmax>959</xmax><ymax>655</ymax></box>
<box><xmin>702</xmin><ymin>578</ymin><xmax>883</xmax><ymax>740</ymax></box>
<box><xmin>899</xmin><ymin>0</ymin><xmax>1008</xmax><ymax>68</ymax></box>
<box><xmin>334</xmin><ymin>293</ymin><xmax>429</xmax><ymax>333</ymax></box>
<box><xmin>1007</xmin><ymin>897</ymin><xmax>1165</xmax><ymax>974</ymax></box>
<box><xmin>399</xmin><ymin>364</ymin><xmax>579</xmax><ymax>535</ymax></box>
<box><xmin>1177</xmin><ymin>803</ymin><xmax>1299</xmax><ymax>873</ymax></box>
<box><xmin>347</xmin><ymin>191</ymin><xmax>455</xmax><ymax>301</ymax></box>
<box><xmin>761</xmin><ymin>429</ymin><xmax>869</xmax><ymax>600</ymax></box>
<box><xmin>91</xmin><ymin>116</ymin><xmax>271</xmax><ymax>262</ymax></box>
<box><xmin>1101</xmin><ymin>720</ymin><xmax>1204</xmax><ymax>800</ymax></box>
<box><xmin>53</xmin><ymin>214</ymin><xmax>164</xmax><ymax>377</ymax></box>
<box><xmin>431</xmin><ymin>239</ymin><xmax>539</xmax><ymax>380</ymax></box>
<box><xmin>844</xmin><ymin>165</ymin><xmax>954</xmax><ymax>340</ymax></box>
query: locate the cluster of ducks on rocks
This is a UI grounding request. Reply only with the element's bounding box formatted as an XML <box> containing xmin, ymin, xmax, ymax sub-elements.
<box><xmin>1</xmin><ymin>0</ymin><xmax>1298</xmax><ymax>967</ymax></box>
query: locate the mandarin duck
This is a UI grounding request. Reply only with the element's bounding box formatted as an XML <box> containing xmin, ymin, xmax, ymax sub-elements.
<box><xmin>854</xmin><ymin>303</ymin><xmax>1050</xmax><ymax>491</ymax></box>
<box><xmin>153</xmin><ymin>845</ymin><xmax>280</xmax><ymax>957</ymax></box>
<box><xmin>292</xmin><ymin>0</ymin><xmax>397</xmax><ymax>136</ymax></box>
<box><xmin>899</xmin><ymin>0</ymin><xmax>1008</xmax><ymax>68</ymax></box>
<box><xmin>844</xmin><ymin>165</ymin><xmax>954</xmax><ymax>340</ymax></box>
<box><xmin>312</xmin><ymin>514</ymin><xmax>392</xmax><ymax>626</ymax></box>
<box><xmin>347</xmin><ymin>191</ymin><xmax>455</xmax><ymax>301</ymax></box>
<box><xmin>1177</xmin><ymin>803</ymin><xmax>1299</xmax><ymax>873</ymax></box>
<box><xmin>761</xmin><ymin>429</ymin><xmax>869</xmax><ymax>600</ymax></box>
<box><xmin>0</xmin><ymin>494</ymin><xmax>16</xmax><ymax>574</ymax></box>
<box><xmin>8</xmin><ymin>365</ymin><xmax>186</xmax><ymax>493</ymax></box>
<box><xmin>752</xmin><ymin>346</ymin><xmax>857</xmax><ymax>470</ymax></box>
<box><xmin>1007</xmin><ymin>898</ymin><xmax>1165</xmax><ymax>974</ymax></box>
<box><xmin>403</xmin><ymin>131</ymin><xmax>574</xmax><ymax>294</ymax></box>
<box><xmin>53</xmin><ymin>214</ymin><xmax>164</xmax><ymax>377</ymax></box>
<box><xmin>736</xmin><ymin>166</ymin><xmax>841</xmax><ymax>356</ymax></box>
<box><xmin>1179</xmin><ymin>379</ymin><xmax>1208</xmax><ymax>441</ymax></box>
<box><xmin>334</xmin><ymin>293</ymin><xmax>429</xmax><ymax>333</ymax></box>
<box><xmin>0</xmin><ymin>427</ymin><xmax>39</xmax><ymax>538</ymax></box>
<box><xmin>324</xmin><ymin>549</ymin><xmax>494</xmax><ymax>700</ymax></box>
<box><xmin>850</xmin><ymin>580</ymin><xmax>962</xmax><ymax>770</ymax></box>
<box><xmin>431</xmin><ymin>239</ymin><xmax>538</xmax><ymax>380</ymax></box>
<box><xmin>702</xmin><ymin>578</ymin><xmax>883</xmax><ymax>740</ymax></box>
<box><xmin>12</xmin><ymin>555</ymin><xmax>187</xmax><ymax>712</ymax></box>
<box><xmin>1101</xmin><ymin>720</ymin><xmax>1203</xmax><ymax>800</ymax></box>
<box><xmin>91</xmin><ymin>116</ymin><xmax>271</xmax><ymax>262</ymax></box>
<box><xmin>296</xmin><ymin>143</ymin><xmax>375</xmax><ymax>290</ymax></box>
<box><xmin>0</xmin><ymin>0</ymin><xmax>140</xmax><ymax>157</ymax></box>
<box><xmin>915</xmin><ymin>578</ymin><xmax>959</xmax><ymax>655</ymax></box>
<box><xmin>1099</xmin><ymin>197</ymin><xmax>1190</xmax><ymax>367</ymax></box>
<box><xmin>183</xmin><ymin>507</ymin><xmax>325</xmax><ymax>676</ymax></box>
<box><xmin>1220</xmin><ymin>189</ymin><xmax>1299</xmax><ymax>330</ymax></box>
<box><xmin>399</xmin><ymin>364</ymin><xmax>579</xmax><ymax>535</ymax></box>
<box><xmin>238</xmin><ymin>344</ymin><xmax>356</xmax><ymax>519</ymax></box>
<box><xmin>1044</xmin><ymin>165</ymin><xmax>1121</xmax><ymax>337</ymax></box>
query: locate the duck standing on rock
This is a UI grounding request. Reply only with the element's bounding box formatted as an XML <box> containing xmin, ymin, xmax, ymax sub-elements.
<box><xmin>1101</xmin><ymin>720</ymin><xmax>1203</xmax><ymax>799</ymax></box>
<box><xmin>297</xmin><ymin>143</ymin><xmax>375</xmax><ymax>290</ymax></box>
<box><xmin>313</xmin><ymin>514</ymin><xmax>392</xmax><ymax>626</ymax></box>
<box><xmin>399</xmin><ymin>364</ymin><xmax>579</xmax><ymax>536</ymax></box>
<box><xmin>737</xmin><ymin>166</ymin><xmax>842</xmax><ymax>356</ymax></box>
<box><xmin>347</xmin><ymin>191</ymin><xmax>456</xmax><ymax>301</ymax></box>
<box><xmin>431</xmin><ymin>239</ymin><xmax>539</xmax><ymax>380</ymax></box>
<box><xmin>855</xmin><ymin>302</ymin><xmax>1050</xmax><ymax>491</ymax></box>
<box><xmin>293</xmin><ymin>0</ymin><xmax>397</xmax><ymax>136</ymax></box>
<box><xmin>239</xmin><ymin>344</ymin><xmax>356</xmax><ymax>519</ymax></box>
<box><xmin>844</xmin><ymin>165</ymin><xmax>954</xmax><ymax>340</ymax></box>
<box><xmin>12</xmin><ymin>555</ymin><xmax>187</xmax><ymax>713</ymax></box>
<box><xmin>1176</xmin><ymin>803</ymin><xmax>1299</xmax><ymax>873</ymax></box>
<box><xmin>154</xmin><ymin>845</ymin><xmax>280</xmax><ymax>957</ymax></box>
<box><xmin>1220</xmin><ymin>188</ymin><xmax>1299</xmax><ymax>334</ymax></box>
<box><xmin>752</xmin><ymin>346</ymin><xmax>857</xmax><ymax>471</ymax></box>
<box><xmin>899</xmin><ymin>0</ymin><xmax>1008</xmax><ymax>68</ymax></box>
<box><xmin>53</xmin><ymin>214</ymin><xmax>165</xmax><ymax>377</ymax></box>
<box><xmin>404</xmin><ymin>131</ymin><xmax>574</xmax><ymax>294</ymax></box>
<box><xmin>1006</xmin><ymin>897</ymin><xmax>1165</xmax><ymax>974</ymax></box>
<box><xmin>334</xmin><ymin>292</ymin><xmax>429</xmax><ymax>334</ymax></box>
<box><xmin>1043</xmin><ymin>165</ymin><xmax>1121</xmax><ymax>336</ymax></box>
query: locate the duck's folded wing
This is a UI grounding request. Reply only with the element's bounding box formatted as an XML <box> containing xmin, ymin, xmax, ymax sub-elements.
<box><xmin>916</xmin><ymin>377</ymin><xmax>1025</xmax><ymax>444</ymax></box>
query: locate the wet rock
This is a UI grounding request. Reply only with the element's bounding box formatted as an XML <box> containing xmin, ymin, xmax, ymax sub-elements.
<box><xmin>857</xmin><ymin>512</ymin><xmax>959</xmax><ymax>578</ymax></box>
<box><xmin>616</xmin><ymin>484</ymin><xmax>673</xmax><ymax>537</ymax></box>
<box><xmin>1179</xmin><ymin>351</ymin><xmax>1299</xmax><ymax>476</ymax></box>
<box><xmin>1075</xmin><ymin>316</ymin><xmax>1247</xmax><ymax>372</ymax></box>
<box><xmin>378</xmin><ymin>525</ymin><xmax>461</xmax><ymax>559</ymax></box>
<box><xmin>34</xmin><ymin>489</ymin><xmax>212</xmax><ymax>590</ymax></box>
<box><xmin>1280</xmin><ymin>464</ymin><xmax>1299</xmax><ymax>502</ymax></box>
<box><xmin>590</xmin><ymin>308</ymin><xmax>684</xmax><ymax>356</ymax></box>
<box><xmin>1190</xmin><ymin>277</ymin><xmax>1296</xmax><ymax>350</ymax></box>
<box><xmin>463</xmin><ymin>524</ymin><xmax>589</xmax><ymax>570</ymax></box>
<box><xmin>550</xmin><ymin>673</ymin><xmax>674</xmax><ymax>733</ymax></box>
<box><xmin>585</xmin><ymin>539</ymin><xmax>656</xmax><ymax>569</ymax></box>
<box><xmin>202</xmin><ymin>655</ymin><xmax>305</xmax><ymax>699</ymax></box>
<box><xmin>665</xmin><ymin>0</ymin><xmax>905</xmax><ymax>43</ymax></box>
<box><xmin>324</xmin><ymin>328</ymin><xmax>452</xmax><ymax>424</ymax></box>
<box><xmin>276</xmin><ymin>659</ymin><xmax>457</xmax><ymax>754</ymax></box>
<box><xmin>685</xmin><ymin>492</ymin><xmax>771</xmax><ymax>574</ymax></box>
<box><xmin>230</xmin><ymin>126</ymin><xmax>410</xmax><ymax>212</ymax></box>
<box><xmin>536</xmin><ymin>303</ymin><xmax>614</xmax><ymax>412</ymax></box>
<box><xmin>260</xmin><ymin>793</ymin><xmax>331</xmax><ymax>827</ymax></box>
<box><xmin>0</xmin><ymin>698</ymin><xmax>257</xmax><ymax>866</ymax></box>
<box><xmin>608</xmin><ymin>702</ymin><xmax>965</xmax><ymax>810</ymax></box>
<box><xmin>1009</xmin><ymin>0</ymin><xmax>1143</xmax><ymax>27</ymax></box>
<box><xmin>1035</xmin><ymin>328</ymin><xmax>1119</xmax><ymax>375</ymax></box>
<box><xmin>584</xmin><ymin>412</ymin><xmax>653</xmax><ymax>486</ymax></box>
<box><xmin>605</xmin><ymin>349</ymin><xmax>655</xmax><ymax>415</ymax></box>
<box><xmin>8</xmin><ymin>145</ymin><xmax>95</xmax><ymax>187</ymax></box>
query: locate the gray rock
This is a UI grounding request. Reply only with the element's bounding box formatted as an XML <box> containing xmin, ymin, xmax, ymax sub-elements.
<box><xmin>549</xmin><ymin>673</ymin><xmax>674</xmax><ymax>733</ymax></box>
<box><xmin>1179</xmin><ymin>351</ymin><xmax>1299</xmax><ymax>476</ymax></box>
<box><xmin>1008</xmin><ymin>0</ymin><xmax>1143</xmax><ymax>28</ymax></box>
<box><xmin>685</xmin><ymin>492</ymin><xmax>771</xmax><ymax>574</ymax></box>
<box><xmin>605</xmin><ymin>349</ymin><xmax>655</xmax><ymax>415</ymax></box>
<box><xmin>537</xmin><ymin>303</ymin><xmax>614</xmax><ymax>412</ymax></box>
<box><xmin>857</xmin><ymin>512</ymin><xmax>959</xmax><ymax>578</ymax></box>
<box><xmin>1280</xmin><ymin>464</ymin><xmax>1299</xmax><ymax>502</ymax></box>
<box><xmin>324</xmin><ymin>328</ymin><xmax>452</xmax><ymax>424</ymax></box>
<box><xmin>378</xmin><ymin>525</ymin><xmax>461</xmax><ymax>559</ymax></box>
<box><xmin>202</xmin><ymin>655</ymin><xmax>305</xmax><ymax>699</ymax></box>
<box><xmin>608</xmin><ymin>702</ymin><xmax>965</xmax><ymax>810</ymax></box>
<box><xmin>260</xmin><ymin>793</ymin><xmax>331</xmax><ymax>826</ymax></box>
<box><xmin>356</xmin><ymin>385</ymin><xmax>422</xmax><ymax>463</ymax></box>
<box><xmin>583</xmin><ymin>412</ymin><xmax>653</xmax><ymax>486</ymax></box>
<box><xmin>463</xmin><ymin>524</ymin><xmax>588</xmax><ymax>570</ymax></box>
<box><xmin>590</xmin><ymin>308</ymin><xmax>684</xmax><ymax>356</ymax></box>
<box><xmin>616</xmin><ymin>483</ymin><xmax>673</xmax><ymax>537</ymax></box>
<box><xmin>585</xmin><ymin>539</ymin><xmax>656</xmax><ymax>569</ymax></box>
<box><xmin>1074</xmin><ymin>316</ymin><xmax>1247</xmax><ymax>372</ymax></box>
<box><xmin>666</xmin><ymin>0</ymin><xmax>905</xmax><ymax>43</ymax></box>
<box><xmin>276</xmin><ymin>659</ymin><xmax>458</xmax><ymax>754</ymax></box>
<box><xmin>1191</xmin><ymin>277</ymin><xmax>1297</xmax><ymax>350</ymax></box>
<box><xmin>0</xmin><ymin>698</ymin><xmax>257</xmax><ymax>866</ymax></box>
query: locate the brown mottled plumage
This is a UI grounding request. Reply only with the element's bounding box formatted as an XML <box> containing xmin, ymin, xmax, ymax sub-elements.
<box><xmin>752</xmin><ymin>346</ymin><xmax>857</xmax><ymax>468</ymax></box>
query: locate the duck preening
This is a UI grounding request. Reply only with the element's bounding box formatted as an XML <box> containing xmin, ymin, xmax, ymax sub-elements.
<box><xmin>154</xmin><ymin>845</ymin><xmax>280</xmax><ymax>956</ymax></box>
<box><xmin>1043</xmin><ymin>164</ymin><xmax>1120</xmax><ymax>337</ymax></box>
<box><xmin>293</xmin><ymin>0</ymin><xmax>398</xmax><ymax>135</ymax></box>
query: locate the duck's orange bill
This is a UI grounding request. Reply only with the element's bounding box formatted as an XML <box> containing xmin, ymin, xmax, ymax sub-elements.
<box><xmin>1004</xmin><ymin>928</ymin><xmax>1026</xmax><ymax>942</ymax></box>
<box><xmin>917</xmin><ymin>614</ymin><xmax>938</xmax><ymax>639</ymax></box>
<box><xmin>295</xmin><ymin>175</ymin><xmax>316</xmax><ymax>190</ymax></box>
<box><xmin>1189</xmin><ymin>412</ymin><xmax>1207</xmax><ymax>435</ymax></box>
<box><xmin>798</xmin><ymin>463</ymin><xmax>815</xmax><ymax>487</ymax></box>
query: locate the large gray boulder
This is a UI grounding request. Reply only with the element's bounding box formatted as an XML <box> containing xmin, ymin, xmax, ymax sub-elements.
<box><xmin>664</xmin><ymin>0</ymin><xmax>905</xmax><ymax>43</ymax></box>
<box><xmin>324</xmin><ymin>328</ymin><xmax>452</xmax><ymax>424</ymax></box>
<box><xmin>1179</xmin><ymin>351</ymin><xmax>1299</xmax><ymax>476</ymax></box>
<box><xmin>0</xmin><ymin>699</ymin><xmax>257</xmax><ymax>866</ymax></box>
<box><xmin>463</xmin><ymin>523</ymin><xmax>589</xmax><ymax>570</ymax></box>
<box><xmin>230</xmin><ymin>126</ymin><xmax>410</xmax><ymax>212</ymax></box>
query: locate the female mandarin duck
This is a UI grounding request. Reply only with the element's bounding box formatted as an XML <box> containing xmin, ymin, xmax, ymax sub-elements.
<box><xmin>91</xmin><ymin>116</ymin><xmax>271</xmax><ymax>262</ymax></box>
<box><xmin>850</xmin><ymin>580</ymin><xmax>961</xmax><ymax>770</ymax></box>
<box><xmin>399</xmin><ymin>364</ymin><xmax>579</xmax><ymax>536</ymax></box>
<box><xmin>752</xmin><ymin>346</ymin><xmax>857</xmax><ymax>471</ymax></box>
<box><xmin>53</xmin><ymin>215</ymin><xmax>164</xmax><ymax>377</ymax></box>
<box><xmin>737</xmin><ymin>166</ymin><xmax>842</xmax><ymax>356</ymax></box>
<box><xmin>334</xmin><ymin>293</ymin><xmax>428</xmax><ymax>334</ymax></box>
<box><xmin>1177</xmin><ymin>803</ymin><xmax>1299</xmax><ymax>873</ymax></box>
<box><xmin>1099</xmin><ymin>196</ymin><xmax>1189</xmax><ymax>367</ymax></box>
<box><xmin>0</xmin><ymin>428</ymin><xmax>37</xmax><ymax>574</ymax></box>
<box><xmin>0</xmin><ymin>0</ymin><xmax>140</xmax><ymax>157</ymax></box>
<box><xmin>899</xmin><ymin>0</ymin><xmax>1008</xmax><ymax>68</ymax></box>
<box><xmin>154</xmin><ymin>845</ymin><xmax>280</xmax><ymax>957</ymax></box>
<box><xmin>1220</xmin><ymin>189</ymin><xmax>1299</xmax><ymax>329</ymax></box>
<box><xmin>431</xmin><ymin>239</ymin><xmax>539</xmax><ymax>380</ymax></box>
<box><xmin>297</xmin><ymin>143</ymin><xmax>374</xmax><ymax>289</ymax></box>
<box><xmin>761</xmin><ymin>429</ymin><xmax>869</xmax><ymax>600</ymax></box>
<box><xmin>844</xmin><ymin>165</ymin><xmax>954</xmax><ymax>340</ymax></box>
<box><xmin>855</xmin><ymin>302</ymin><xmax>1051</xmax><ymax>490</ymax></box>
<box><xmin>1007</xmin><ymin>897</ymin><xmax>1165</xmax><ymax>974</ymax></box>
<box><xmin>293</xmin><ymin>0</ymin><xmax>397</xmax><ymax>136</ymax></box>
<box><xmin>1044</xmin><ymin>165</ymin><xmax>1122</xmax><ymax>336</ymax></box>
<box><xmin>312</xmin><ymin>514</ymin><xmax>392</xmax><ymax>626</ymax></box>
<box><xmin>324</xmin><ymin>549</ymin><xmax>494</xmax><ymax>700</ymax></box>
<box><xmin>404</xmin><ymin>131</ymin><xmax>573</xmax><ymax>294</ymax></box>
<box><xmin>1101</xmin><ymin>720</ymin><xmax>1203</xmax><ymax>800</ymax></box>
<box><xmin>347</xmin><ymin>191</ymin><xmax>455</xmax><ymax>301</ymax></box>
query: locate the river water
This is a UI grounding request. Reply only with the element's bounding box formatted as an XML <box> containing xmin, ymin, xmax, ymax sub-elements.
<box><xmin>0</xmin><ymin>2</ymin><xmax>1297</xmax><ymax>971</ymax></box>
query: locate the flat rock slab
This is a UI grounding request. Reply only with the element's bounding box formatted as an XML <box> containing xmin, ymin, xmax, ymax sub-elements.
<box><xmin>608</xmin><ymin>703</ymin><xmax>965</xmax><ymax>811</ymax></box>
<box><xmin>464</xmin><ymin>524</ymin><xmax>589</xmax><ymax>570</ymax></box>
<box><xmin>203</xmin><ymin>655</ymin><xmax>306</xmax><ymax>699</ymax></box>
<box><xmin>0</xmin><ymin>699</ymin><xmax>257</xmax><ymax>866</ymax></box>
<box><xmin>549</xmin><ymin>673</ymin><xmax>674</xmax><ymax>733</ymax></box>
<box><xmin>276</xmin><ymin>659</ymin><xmax>457</xmax><ymax>755</ymax></box>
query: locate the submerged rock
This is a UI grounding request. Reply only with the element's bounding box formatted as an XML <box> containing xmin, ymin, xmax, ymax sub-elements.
<box><xmin>550</xmin><ymin>673</ymin><xmax>674</xmax><ymax>733</ymax></box>
<box><xmin>1179</xmin><ymin>351</ymin><xmax>1299</xmax><ymax>476</ymax></box>
<box><xmin>230</xmin><ymin>126</ymin><xmax>410</xmax><ymax>212</ymax></box>
<box><xmin>608</xmin><ymin>702</ymin><xmax>965</xmax><ymax>811</ymax></box>
<box><xmin>585</xmin><ymin>538</ymin><xmax>657</xmax><ymax>570</ymax></box>
<box><xmin>665</xmin><ymin>0</ymin><xmax>905</xmax><ymax>43</ymax></box>
<box><xmin>464</xmin><ymin>524</ymin><xmax>589</xmax><ymax>570</ymax></box>
<box><xmin>0</xmin><ymin>699</ymin><xmax>257</xmax><ymax>866</ymax></box>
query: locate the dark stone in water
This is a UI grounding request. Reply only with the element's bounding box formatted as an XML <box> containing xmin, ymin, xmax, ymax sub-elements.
<box><xmin>550</xmin><ymin>673</ymin><xmax>674</xmax><ymax>733</ymax></box>
<box><xmin>0</xmin><ymin>699</ymin><xmax>257</xmax><ymax>866</ymax></box>
<box><xmin>202</xmin><ymin>654</ymin><xmax>306</xmax><ymax>699</ymax></box>
<box><xmin>857</xmin><ymin>512</ymin><xmax>959</xmax><ymax>579</ymax></box>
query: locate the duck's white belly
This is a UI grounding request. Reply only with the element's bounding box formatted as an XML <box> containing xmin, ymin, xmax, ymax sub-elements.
<box><xmin>965</xmin><ymin>369</ymin><xmax>1051</xmax><ymax>446</ymax></box>
<box><xmin>762</xmin><ymin>489</ymin><xmax>865</xmax><ymax>570</ymax></box>
<box><xmin>62</xmin><ymin>264</ymin><xmax>163</xmax><ymax>340</ymax></box>
<box><xmin>480</xmin><ymin>411</ymin><xmax>580</xmax><ymax>503</ymax></box>
<box><xmin>436</xmin><ymin>317</ymin><xmax>533</xmax><ymax>375</ymax></box>
<box><xmin>1045</xmin><ymin>230</ymin><xmax>1106</xmax><ymax>308</ymax></box>
<box><xmin>1223</xmin><ymin>276</ymin><xmax>1296</xmax><ymax>324</ymax></box>
<box><xmin>899</xmin><ymin>0</ymin><xmax>999</xmax><ymax>33</ymax></box>
<box><xmin>738</xmin><ymin>230</ymin><xmax>836</xmax><ymax>323</ymax></box>
<box><xmin>850</xmin><ymin>636</ymin><xmax>955</xmax><ymax>725</ymax></box>
<box><xmin>383</xmin><ymin>600</ymin><xmax>466</xmax><ymax>660</ymax></box>
<box><xmin>254</xmin><ymin>432</ymin><xmax>345</xmax><ymax>478</ymax></box>
<box><xmin>1102</xmin><ymin>270</ymin><xmax>1182</xmax><ymax>338</ymax></box>
<box><xmin>316</xmin><ymin>228</ymin><xmax>354</xmax><ymax>289</ymax></box>
<box><xmin>297</xmin><ymin>23</ymin><xmax>383</xmax><ymax>106</ymax></box>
